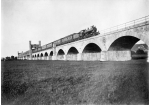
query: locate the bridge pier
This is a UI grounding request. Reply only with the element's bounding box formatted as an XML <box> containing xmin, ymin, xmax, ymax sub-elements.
<box><xmin>100</xmin><ymin>51</ymin><xmax>132</xmax><ymax>61</ymax></box>
<box><xmin>81</xmin><ymin>53</ymin><xmax>101</xmax><ymax>61</ymax></box>
<box><xmin>107</xmin><ymin>51</ymin><xmax>131</xmax><ymax>61</ymax></box>
<box><xmin>29</xmin><ymin>57</ymin><xmax>31</xmax><ymax>60</ymax></box>
<box><xmin>41</xmin><ymin>57</ymin><xmax>45</xmax><ymax>60</ymax></box>
<box><xmin>56</xmin><ymin>55</ymin><xmax>66</xmax><ymax>60</ymax></box>
<box><xmin>39</xmin><ymin>57</ymin><xmax>41</xmax><ymax>60</ymax></box>
<box><xmin>66</xmin><ymin>54</ymin><xmax>78</xmax><ymax>61</ymax></box>
<box><xmin>77</xmin><ymin>53</ymin><xmax>82</xmax><ymax>61</ymax></box>
<box><xmin>52</xmin><ymin>56</ymin><xmax>56</xmax><ymax>60</ymax></box>
<box><xmin>100</xmin><ymin>51</ymin><xmax>107</xmax><ymax>61</ymax></box>
<box><xmin>64</xmin><ymin>55</ymin><xmax>66</xmax><ymax>60</ymax></box>
<box><xmin>44</xmin><ymin>56</ymin><xmax>47</xmax><ymax>60</ymax></box>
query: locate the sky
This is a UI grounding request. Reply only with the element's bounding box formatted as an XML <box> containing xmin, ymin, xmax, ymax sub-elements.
<box><xmin>1</xmin><ymin>0</ymin><xmax>149</xmax><ymax>57</ymax></box>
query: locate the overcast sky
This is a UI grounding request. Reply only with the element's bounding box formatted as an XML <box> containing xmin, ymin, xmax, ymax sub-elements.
<box><xmin>1</xmin><ymin>0</ymin><xmax>149</xmax><ymax>57</ymax></box>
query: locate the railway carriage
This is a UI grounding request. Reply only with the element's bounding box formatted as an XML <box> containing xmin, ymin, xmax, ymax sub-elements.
<box><xmin>42</xmin><ymin>45</ymin><xmax>47</xmax><ymax>50</ymax></box>
<box><xmin>46</xmin><ymin>42</ymin><xmax>53</xmax><ymax>48</ymax></box>
<box><xmin>72</xmin><ymin>33</ymin><xmax>80</xmax><ymax>41</ymax></box>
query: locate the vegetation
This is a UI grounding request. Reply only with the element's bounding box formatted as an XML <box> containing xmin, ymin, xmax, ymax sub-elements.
<box><xmin>1</xmin><ymin>56</ymin><xmax>18</xmax><ymax>61</ymax></box>
<box><xmin>131</xmin><ymin>50</ymin><xmax>147</xmax><ymax>60</ymax></box>
<box><xmin>1</xmin><ymin>60</ymin><xmax>149</xmax><ymax>105</ymax></box>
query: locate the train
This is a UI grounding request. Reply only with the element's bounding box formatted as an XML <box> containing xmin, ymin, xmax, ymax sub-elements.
<box><xmin>33</xmin><ymin>25</ymin><xmax>99</xmax><ymax>52</ymax></box>
<box><xmin>53</xmin><ymin>25</ymin><xmax>99</xmax><ymax>46</ymax></box>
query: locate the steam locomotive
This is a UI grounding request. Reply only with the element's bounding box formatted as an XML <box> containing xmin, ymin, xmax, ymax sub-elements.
<box><xmin>34</xmin><ymin>25</ymin><xmax>99</xmax><ymax>52</ymax></box>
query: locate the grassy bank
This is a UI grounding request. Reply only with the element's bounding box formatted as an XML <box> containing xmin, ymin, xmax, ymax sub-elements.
<box><xmin>1</xmin><ymin>60</ymin><xmax>149</xmax><ymax>105</ymax></box>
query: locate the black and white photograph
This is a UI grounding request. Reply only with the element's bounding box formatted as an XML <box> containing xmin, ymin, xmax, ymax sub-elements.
<box><xmin>1</xmin><ymin>0</ymin><xmax>149</xmax><ymax>105</ymax></box>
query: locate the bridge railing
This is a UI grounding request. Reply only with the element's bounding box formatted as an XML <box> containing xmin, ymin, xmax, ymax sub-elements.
<box><xmin>100</xmin><ymin>15</ymin><xmax>149</xmax><ymax>35</ymax></box>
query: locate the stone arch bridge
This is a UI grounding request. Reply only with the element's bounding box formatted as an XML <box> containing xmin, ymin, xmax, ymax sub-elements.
<box><xmin>18</xmin><ymin>16</ymin><xmax>149</xmax><ymax>62</ymax></box>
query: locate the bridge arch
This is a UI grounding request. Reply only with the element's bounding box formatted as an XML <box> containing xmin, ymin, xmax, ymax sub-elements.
<box><xmin>43</xmin><ymin>52</ymin><xmax>48</xmax><ymax>60</ymax></box>
<box><xmin>34</xmin><ymin>54</ymin><xmax>36</xmax><ymax>60</ymax></box>
<box><xmin>81</xmin><ymin>43</ymin><xmax>102</xmax><ymax>61</ymax></box>
<box><xmin>80</xmin><ymin>40</ymin><xmax>104</xmax><ymax>53</ymax></box>
<box><xmin>40</xmin><ymin>53</ymin><xmax>43</xmax><ymax>57</ymax></box>
<box><xmin>57</xmin><ymin>49</ymin><xmax>65</xmax><ymax>55</ymax></box>
<box><xmin>45</xmin><ymin>52</ymin><xmax>48</xmax><ymax>57</ymax></box>
<box><xmin>108</xmin><ymin>36</ymin><xmax>140</xmax><ymax>51</ymax></box>
<box><xmin>82</xmin><ymin>43</ymin><xmax>101</xmax><ymax>53</ymax></box>
<box><xmin>37</xmin><ymin>54</ymin><xmax>40</xmax><ymax>60</ymax></box>
<box><xmin>50</xmin><ymin>51</ymin><xmax>53</xmax><ymax>56</ymax></box>
<box><xmin>57</xmin><ymin>49</ymin><xmax>65</xmax><ymax>60</ymax></box>
<box><xmin>106</xmin><ymin>32</ymin><xmax>149</xmax><ymax>61</ymax></box>
<box><xmin>66</xmin><ymin>47</ymin><xmax>79</xmax><ymax>60</ymax></box>
<box><xmin>106</xmin><ymin>31</ymin><xmax>149</xmax><ymax>51</ymax></box>
<box><xmin>67</xmin><ymin>47</ymin><xmax>79</xmax><ymax>55</ymax></box>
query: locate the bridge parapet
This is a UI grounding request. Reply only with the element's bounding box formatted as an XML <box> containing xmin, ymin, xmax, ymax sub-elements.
<box><xmin>100</xmin><ymin>15</ymin><xmax>149</xmax><ymax>35</ymax></box>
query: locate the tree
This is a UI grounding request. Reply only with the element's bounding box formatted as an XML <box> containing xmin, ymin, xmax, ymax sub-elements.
<box><xmin>6</xmin><ymin>57</ymin><xmax>11</xmax><ymax>61</ymax></box>
<box><xmin>136</xmin><ymin>49</ymin><xmax>145</xmax><ymax>54</ymax></box>
<box><xmin>11</xmin><ymin>56</ymin><xmax>15</xmax><ymax>60</ymax></box>
<box><xmin>1</xmin><ymin>57</ymin><xmax>5</xmax><ymax>61</ymax></box>
<box><xmin>15</xmin><ymin>57</ymin><xmax>17</xmax><ymax>60</ymax></box>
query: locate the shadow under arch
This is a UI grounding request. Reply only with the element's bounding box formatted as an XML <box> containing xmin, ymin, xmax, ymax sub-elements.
<box><xmin>108</xmin><ymin>36</ymin><xmax>140</xmax><ymax>51</ymax></box>
<box><xmin>57</xmin><ymin>49</ymin><xmax>65</xmax><ymax>55</ymax></box>
<box><xmin>45</xmin><ymin>52</ymin><xmax>48</xmax><ymax>57</ymax></box>
<box><xmin>50</xmin><ymin>51</ymin><xmax>53</xmax><ymax>56</ymax></box>
<box><xmin>82</xmin><ymin>43</ymin><xmax>101</xmax><ymax>53</ymax></box>
<box><xmin>40</xmin><ymin>53</ymin><xmax>43</xmax><ymax>57</ymax></box>
<box><xmin>67</xmin><ymin>47</ymin><xmax>79</xmax><ymax>55</ymax></box>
